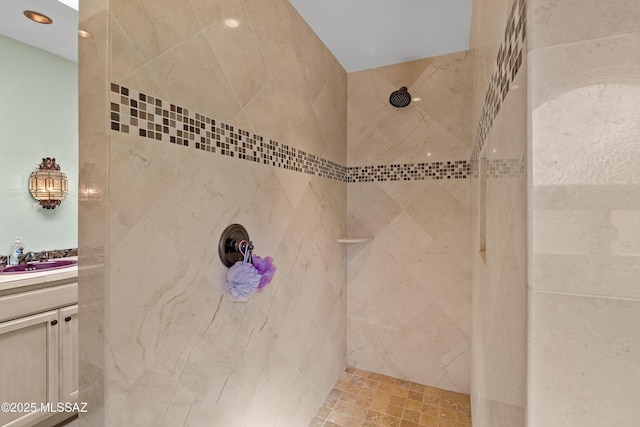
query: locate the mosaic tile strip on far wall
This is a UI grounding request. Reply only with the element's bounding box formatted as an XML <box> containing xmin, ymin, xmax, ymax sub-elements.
<box><xmin>487</xmin><ymin>159</ymin><xmax>525</xmax><ymax>179</ymax></box>
<box><xmin>109</xmin><ymin>84</ymin><xmax>470</xmax><ymax>182</ymax></box>
<box><xmin>471</xmin><ymin>0</ymin><xmax>526</xmax><ymax>171</ymax></box>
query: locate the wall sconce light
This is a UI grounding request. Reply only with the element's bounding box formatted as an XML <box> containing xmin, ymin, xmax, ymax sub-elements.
<box><xmin>29</xmin><ymin>158</ymin><xmax>69</xmax><ymax>209</ymax></box>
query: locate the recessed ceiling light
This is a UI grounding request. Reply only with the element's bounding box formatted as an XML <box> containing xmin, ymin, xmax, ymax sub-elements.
<box><xmin>78</xmin><ymin>29</ymin><xmax>93</xmax><ymax>39</ymax></box>
<box><xmin>224</xmin><ymin>18</ymin><xmax>240</xmax><ymax>28</ymax></box>
<box><xmin>24</xmin><ymin>10</ymin><xmax>53</xmax><ymax>25</ymax></box>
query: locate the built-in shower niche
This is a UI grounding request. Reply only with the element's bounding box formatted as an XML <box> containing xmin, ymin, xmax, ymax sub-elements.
<box><xmin>478</xmin><ymin>156</ymin><xmax>487</xmax><ymax>264</ymax></box>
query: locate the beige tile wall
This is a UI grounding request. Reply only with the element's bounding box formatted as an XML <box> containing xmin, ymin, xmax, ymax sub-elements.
<box><xmin>105</xmin><ymin>134</ymin><xmax>347</xmax><ymax>426</ymax></box>
<box><xmin>346</xmin><ymin>52</ymin><xmax>473</xmax><ymax>394</ymax></box>
<box><xmin>76</xmin><ymin>1</ymin><xmax>524</xmax><ymax>426</ymax></box>
<box><xmin>528</xmin><ymin>0</ymin><xmax>640</xmax><ymax>425</ymax></box>
<box><xmin>471</xmin><ymin>0</ymin><xmax>640</xmax><ymax>425</ymax></box>
<box><xmin>468</xmin><ymin>0</ymin><xmax>527</xmax><ymax>426</ymax></box>
<box><xmin>80</xmin><ymin>0</ymin><xmax>348</xmax><ymax>425</ymax></box>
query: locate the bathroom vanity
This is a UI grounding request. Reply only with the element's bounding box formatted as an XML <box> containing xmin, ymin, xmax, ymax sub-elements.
<box><xmin>0</xmin><ymin>261</ymin><xmax>78</xmax><ymax>427</ymax></box>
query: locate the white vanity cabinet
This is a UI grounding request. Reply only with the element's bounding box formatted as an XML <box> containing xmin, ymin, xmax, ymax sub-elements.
<box><xmin>0</xmin><ymin>270</ymin><xmax>78</xmax><ymax>427</ymax></box>
<box><xmin>59</xmin><ymin>304</ymin><xmax>78</xmax><ymax>404</ymax></box>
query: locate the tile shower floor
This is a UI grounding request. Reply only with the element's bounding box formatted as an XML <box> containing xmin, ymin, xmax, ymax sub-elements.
<box><xmin>309</xmin><ymin>367</ymin><xmax>471</xmax><ymax>427</ymax></box>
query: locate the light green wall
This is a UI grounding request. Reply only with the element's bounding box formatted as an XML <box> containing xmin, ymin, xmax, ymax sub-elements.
<box><xmin>0</xmin><ymin>35</ymin><xmax>78</xmax><ymax>255</ymax></box>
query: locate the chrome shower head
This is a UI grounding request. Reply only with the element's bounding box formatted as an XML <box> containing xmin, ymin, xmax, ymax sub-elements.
<box><xmin>389</xmin><ymin>87</ymin><xmax>411</xmax><ymax>108</ymax></box>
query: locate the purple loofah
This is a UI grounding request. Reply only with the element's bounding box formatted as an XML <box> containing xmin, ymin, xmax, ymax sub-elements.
<box><xmin>252</xmin><ymin>255</ymin><xmax>276</xmax><ymax>290</ymax></box>
<box><xmin>224</xmin><ymin>261</ymin><xmax>261</xmax><ymax>301</ymax></box>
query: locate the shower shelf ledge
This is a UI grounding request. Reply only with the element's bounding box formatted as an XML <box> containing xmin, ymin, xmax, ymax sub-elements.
<box><xmin>337</xmin><ymin>237</ymin><xmax>373</xmax><ymax>244</ymax></box>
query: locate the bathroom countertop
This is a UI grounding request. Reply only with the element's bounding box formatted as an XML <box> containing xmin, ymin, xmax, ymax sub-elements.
<box><xmin>0</xmin><ymin>257</ymin><xmax>78</xmax><ymax>293</ymax></box>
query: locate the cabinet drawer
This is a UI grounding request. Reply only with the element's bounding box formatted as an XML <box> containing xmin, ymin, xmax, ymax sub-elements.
<box><xmin>0</xmin><ymin>283</ymin><xmax>77</xmax><ymax>323</ymax></box>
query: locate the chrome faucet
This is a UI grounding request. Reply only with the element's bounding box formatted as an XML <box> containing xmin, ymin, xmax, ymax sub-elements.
<box><xmin>18</xmin><ymin>251</ymin><xmax>36</xmax><ymax>264</ymax></box>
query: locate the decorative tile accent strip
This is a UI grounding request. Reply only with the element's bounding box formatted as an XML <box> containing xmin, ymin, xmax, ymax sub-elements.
<box><xmin>471</xmin><ymin>0</ymin><xmax>526</xmax><ymax>170</ymax></box>
<box><xmin>488</xmin><ymin>159</ymin><xmax>525</xmax><ymax>178</ymax></box>
<box><xmin>109</xmin><ymin>84</ymin><xmax>470</xmax><ymax>183</ymax></box>
<box><xmin>109</xmin><ymin>84</ymin><xmax>347</xmax><ymax>181</ymax></box>
<box><xmin>0</xmin><ymin>248</ymin><xmax>78</xmax><ymax>267</ymax></box>
<box><xmin>348</xmin><ymin>161</ymin><xmax>470</xmax><ymax>183</ymax></box>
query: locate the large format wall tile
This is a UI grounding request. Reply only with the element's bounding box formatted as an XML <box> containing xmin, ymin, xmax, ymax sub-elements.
<box><xmin>528</xmin><ymin>0</ymin><xmax>640</xmax><ymax>50</ymax></box>
<box><xmin>347</xmin><ymin>172</ymin><xmax>471</xmax><ymax>393</ymax></box>
<box><xmin>472</xmin><ymin>0</ymin><xmax>640</xmax><ymax>426</ymax></box>
<box><xmin>531</xmin><ymin>37</ymin><xmax>640</xmax><ymax>187</ymax></box>
<box><xmin>529</xmin><ymin>291</ymin><xmax>640</xmax><ymax>427</ymax></box>
<box><xmin>110</xmin><ymin>0</ymin><xmax>201</xmax><ymax>63</ymax></box>
<box><xmin>145</xmin><ymin>33</ymin><xmax>242</xmax><ymax>123</ymax></box>
<box><xmin>346</xmin><ymin>49</ymin><xmax>472</xmax><ymax>395</ymax></box>
<box><xmin>105</xmin><ymin>132</ymin><xmax>347</xmax><ymax>426</ymax></box>
<box><xmin>530</xmin><ymin>32</ymin><xmax>640</xmax><ymax>111</ymax></box>
<box><xmin>203</xmin><ymin>7</ymin><xmax>271</xmax><ymax>107</ymax></box>
<box><xmin>110</xmin><ymin>0</ymin><xmax>345</xmax><ymax>156</ymax></box>
<box><xmin>188</xmin><ymin>0</ymin><xmax>245</xmax><ymax>29</ymax></box>
<box><xmin>528</xmin><ymin>13</ymin><xmax>640</xmax><ymax>427</ymax></box>
<box><xmin>348</xmin><ymin>51</ymin><xmax>472</xmax><ymax>165</ymax></box>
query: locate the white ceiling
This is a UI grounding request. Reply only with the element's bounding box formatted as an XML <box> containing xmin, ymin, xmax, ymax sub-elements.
<box><xmin>0</xmin><ymin>0</ymin><xmax>473</xmax><ymax>72</ymax></box>
<box><xmin>0</xmin><ymin>0</ymin><xmax>78</xmax><ymax>63</ymax></box>
<box><xmin>289</xmin><ymin>0</ymin><xmax>473</xmax><ymax>72</ymax></box>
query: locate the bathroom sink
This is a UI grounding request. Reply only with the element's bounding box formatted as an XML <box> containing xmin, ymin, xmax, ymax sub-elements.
<box><xmin>0</xmin><ymin>260</ymin><xmax>78</xmax><ymax>274</ymax></box>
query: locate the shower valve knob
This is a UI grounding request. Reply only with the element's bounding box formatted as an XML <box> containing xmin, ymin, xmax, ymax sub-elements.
<box><xmin>218</xmin><ymin>224</ymin><xmax>253</xmax><ymax>267</ymax></box>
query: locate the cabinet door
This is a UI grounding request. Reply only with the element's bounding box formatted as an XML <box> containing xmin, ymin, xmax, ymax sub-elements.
<box><xmin>59</xmin><ymin>305</ymin><xmax>78</xmax><ymax>404</ymax></box>
<box><xmin>0</xmin><ymin>311</ymin><xmax>59</xmax><ymax>427</ymax></box>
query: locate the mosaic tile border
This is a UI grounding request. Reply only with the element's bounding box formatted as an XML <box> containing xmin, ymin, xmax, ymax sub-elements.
<box><xmin>109</xmin><ymin>84</ymin><xmax>470</xmax><ymax>183</ymax></box>
<box><xmin>348</xmin><ymin>161</ymin><xmax>469</xmax><ymax>183</ymax></box>
<box><xmin>487</xmin><ymin>159</ymin><xmax>525</xmax><ymax>178</ymax></box>
<box><xmin>109</xmin><ymin>84</ymin><xmax>347</xmax><ymax>181</ymax></box>
<box><xmin>471</xmin><ymin>0</ymin><xmax>526</xmax><ymax>170</ymax></box>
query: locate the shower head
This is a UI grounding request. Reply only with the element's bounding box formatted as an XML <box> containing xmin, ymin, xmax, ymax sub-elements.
<box><xmin>389</xmin><ymin>86</ymin><xmax>411</xmax><ymax>108</ymax></box>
